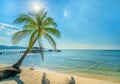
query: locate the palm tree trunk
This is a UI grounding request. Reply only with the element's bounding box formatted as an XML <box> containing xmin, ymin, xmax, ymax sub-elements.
<box><xmin>38</xmin><ymin>39</ymin><xmax>44</xmax><ymax>60</ymax></box>
<box><xmin>0</xmin><ymin>34</ymin><xmax>41</xmax><ymax>80</ymax></box>
<box><xmin>12</xmin><ymin>48</ymin><xmax>30</xmax><ymax>68</ymax></box>
<box><xmin>12</xmin><ymin>36</ymin><xmax>39</xmax><ymax>69</ymax></box>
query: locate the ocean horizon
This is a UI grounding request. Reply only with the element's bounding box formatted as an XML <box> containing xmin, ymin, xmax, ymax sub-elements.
<box><xmin>0</xmin><ymin>49</ymin><xmax>120</xmax><ymax>81</ymax></box>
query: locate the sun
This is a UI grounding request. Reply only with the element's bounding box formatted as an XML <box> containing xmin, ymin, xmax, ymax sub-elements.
<box><xmin>29</xmin><ymin>1</ymin><xmax>45</xmax><ymax>12</ymax></box>
<box><xmin>32</xmin><ymin>2</ymin><xmax>43</xmax><ymax>12</ymax></box>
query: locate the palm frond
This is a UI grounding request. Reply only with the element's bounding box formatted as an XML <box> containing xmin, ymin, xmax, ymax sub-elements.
<box><xmin>37</xmin><ymin>9</ymin><xmax>48</xmax><ymax>26</ymax></box>
<box><xmin>38</xmin><ymin>8</ymin><xmax>45</xmax><ymax>15</ymax></box>
<box><xmin>43</xmin><ymin>17</ymin><xmax>57</xmax><ymax>27</ymax></box>
<box><xmin>41</xmin><ymin>11</ymin><xmax>47</xmax><ymax>21</ymax></box>
<box><xmin>35</xmin><ymin>13</ymin><xmax>42</xmax><ymax>26</ymax></box>
<box><xmin>44</xmin><ymin>28</ymin><xmax>61</xmax><ymax>38</ymax></box>
<box><xmin>43</xmin><ymin>32</ymin><xmax>56</xmax><ymax>50</ymax></box>
<box><xmin>28</xmin><ymin>12</ymin><xmax>35</xmax><ymax>17</ymax></box>
<box><xmin>12</xmin><ymin>30</ymin><xmax>33</xmax><ymax>44</ymax></box>
<box><xmin>23</xmin><ymin>24</ymin><xmax>37</xmax><ymax>29</ymax></box>
<box><xmin>13</xmin><ymin>14</ymin><xmax>37</xmax><ymax>26</ymax></box>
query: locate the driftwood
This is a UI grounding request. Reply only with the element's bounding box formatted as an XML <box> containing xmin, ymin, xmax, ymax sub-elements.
<box><xmin>0</xmin><ymin>66</ymin><xmax>21</xmax><ymax>80</ymax></box>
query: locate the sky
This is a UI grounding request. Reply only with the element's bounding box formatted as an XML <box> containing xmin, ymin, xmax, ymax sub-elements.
<box><xmin>0</xmin><ymin>0</ymin><xmax>120</xmax><ymax>49</ymax></box>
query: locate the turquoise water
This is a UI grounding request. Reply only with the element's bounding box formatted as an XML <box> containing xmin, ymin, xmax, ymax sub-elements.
<box><xmin>0</xmin><ymin>50</ymin><xmax>120</xmax><ymax>80</ymax></box>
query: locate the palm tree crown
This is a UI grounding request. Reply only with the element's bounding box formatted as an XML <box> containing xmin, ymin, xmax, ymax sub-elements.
<box><xmin>12</xmin><ymin>9</ymin><xmax>61</xmax><ymax>68</ymax></box>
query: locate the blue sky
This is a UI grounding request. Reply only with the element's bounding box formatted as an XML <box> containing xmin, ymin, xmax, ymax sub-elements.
<box><xmin>0</xmin><ymin>0</ymin><xmax>120</xmax><ymax>49</ymax></box>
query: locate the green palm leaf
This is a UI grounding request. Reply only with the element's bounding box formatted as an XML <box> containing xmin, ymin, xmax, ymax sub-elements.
<box><xmin>12</xmin><ymin>30</ymin><xmax>33</xmax><ymax>44</ymax></box>
<box><xmin>35</xmin><ymin>13</ymin><xmax>42</xmax><ymax>26</ymax></box>
<box><xmin>41</xmin><ymin>11</ymin><xmax>47</xmax><ymax>21</ymax></box>
<box><xmin>12</xmin><ymin>9</ymin><xmax>61</xmax><ymax>67</ymax></box>
<box><xmin>43</xmin><ymin>32</ymin><xmax>56</xmax><ymax>50</ymax></box>
<box><xmin>43</xmin><ymin>17</ymin><xmax>57</xmax><ymax>27</ymax></box>
<box><xmin>44</xmin><ymin>28</ymin><xmax>61</xmax><ymax>38</ymax></box>
<box><xmin>13</xmin><ymin>14</ymin><xmax>37</xmax><ymax>26</ymax></box>
<box><xmin>23</xmin><ymin>24</ymin><xmax>37</xmax><ymax>29</ymax></box>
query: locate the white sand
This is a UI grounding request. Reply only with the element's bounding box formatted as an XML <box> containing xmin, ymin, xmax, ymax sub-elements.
<box><xmin>0</xmin><ymin>64</ymin><xmax>119</xmax><ymax>84</ymax></box>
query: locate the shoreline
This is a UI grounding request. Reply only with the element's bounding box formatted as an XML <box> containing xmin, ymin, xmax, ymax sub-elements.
<box><xmin>22</xmin><ymin>65</ymin><xmax>120</xmax><ymax>83</ymax></box>
<box><xmin>0</xmin><ymin>63</ymin><xmax>120</xmax><ymax>84</ymax></box>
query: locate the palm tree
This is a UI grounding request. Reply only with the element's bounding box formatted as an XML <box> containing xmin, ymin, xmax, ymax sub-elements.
<box><xmin>12</xmin><ymin>9</ymin><xmax>61</xmax><ymax>68</ymax></box>
<box><xmin>0</xmin><ymin>9</ymin><xmax>61</xmax><ymax>80</ymax></box>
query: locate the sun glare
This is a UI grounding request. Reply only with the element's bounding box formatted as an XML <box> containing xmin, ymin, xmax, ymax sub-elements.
<box><xmin>34</xmin><ymin>4</ymin><xmax>41</xmax><ymax>12</ymax></box>
<box><xmin>29</xmin><ymin>1</ymin><xmax>45</xmax><ymax>12</ymax></box>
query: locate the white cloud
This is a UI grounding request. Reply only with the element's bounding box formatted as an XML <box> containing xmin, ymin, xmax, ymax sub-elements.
<box><xmin>64</xmin><ymin>10</ymin><xmax>68</xmax><ymax>17</ymax></box>
<box><xmin>0</xmin><ymin>22</ymin><xmax>21</xmax><ymax>35</ymax></box>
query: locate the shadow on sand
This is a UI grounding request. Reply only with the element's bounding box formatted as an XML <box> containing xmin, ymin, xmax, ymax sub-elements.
<box><xmin>0</xmin><ymin>75</ymin><xmax>24</xmax><ymax>84</ymax></box>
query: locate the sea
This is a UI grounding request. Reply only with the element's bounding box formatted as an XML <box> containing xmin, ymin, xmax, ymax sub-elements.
<box><xmin>0</xmin><ymin>49</ymin><xmax>120</xmax><ymax>81</ymax></box>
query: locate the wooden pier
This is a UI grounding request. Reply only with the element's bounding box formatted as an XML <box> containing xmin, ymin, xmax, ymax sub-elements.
<box><xmin>0</xmin><ymin>49</ymin><xmax>42</xmax><ymax>55</ymax></box>
<box><xmin>0</xmin><ymin>48</ymin><xmax>61</xmax><ymax>55</ymax></box>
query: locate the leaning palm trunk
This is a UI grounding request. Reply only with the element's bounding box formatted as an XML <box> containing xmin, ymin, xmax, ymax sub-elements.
<box><xmin>12</xmin><ymin>48</ymin><xmax>30</xmax><ymax>68</ymax></box>
<box><xmin>13</xmin><ymin>35</ymin><xmax>40</xmax><ymax>68</ymax></box>
<box><xmin>38</xmin><ymin>39</ymin><xmax>44</xmax><ymax>60</ymax></box>
<box><xmin>0</xmin><ymin>35</ymin><xmax>39</xmax><ymax>80</ymax></box>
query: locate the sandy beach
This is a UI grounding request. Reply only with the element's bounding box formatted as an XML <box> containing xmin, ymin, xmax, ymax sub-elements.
<box><xmin>0</xmin><ymin>64</ymin><xmax>119</xmax><ymax>84</ymax></box>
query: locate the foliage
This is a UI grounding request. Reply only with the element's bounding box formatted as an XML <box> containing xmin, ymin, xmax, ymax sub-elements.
<box><xmin>12</xmin><ymin>9</ymin><xmax>61</xmax><ymax>60</ymax></box>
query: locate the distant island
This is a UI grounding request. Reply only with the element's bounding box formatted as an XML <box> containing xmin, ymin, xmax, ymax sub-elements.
<box><xmin>0</xmin><ymin>45</ymin><xmax>27</xmax><ymax>49</ymax></box>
